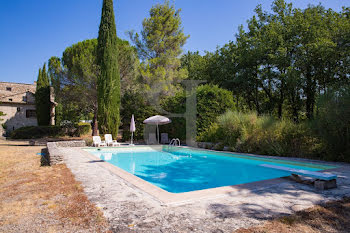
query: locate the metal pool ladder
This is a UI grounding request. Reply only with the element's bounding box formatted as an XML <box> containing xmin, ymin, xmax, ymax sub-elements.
<box><xmin>169</xmin><ymin>138</ymin><xmax>181</xmax><ymax>147</ymax></box>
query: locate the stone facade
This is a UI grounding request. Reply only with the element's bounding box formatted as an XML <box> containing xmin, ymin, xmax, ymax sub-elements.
<box><xmin>0</xmin><ymin>81</ymin><xmax>57</xmax><ymax>136</ymax></box>
<box><xmin>0</xmin><ymin>82</ymin><xmax>37</xmax><ymax>136</ymax></box>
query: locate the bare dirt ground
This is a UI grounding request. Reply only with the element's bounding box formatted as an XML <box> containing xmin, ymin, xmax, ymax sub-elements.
<box><xmin>0</xmin><ymin>139</ymin><xmax>110</xmax><ymax>233</ymax></box>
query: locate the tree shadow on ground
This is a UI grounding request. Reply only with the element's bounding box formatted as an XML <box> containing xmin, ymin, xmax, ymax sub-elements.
<box><xmin>136</xmin><ymin>153</ymin><xmax>350</xmax><ymax>221</ymax></box>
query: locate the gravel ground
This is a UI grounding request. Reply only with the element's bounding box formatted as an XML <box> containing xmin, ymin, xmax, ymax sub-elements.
<box><xmin>62</xmin><ymin>147</ymin><xmax>350</xmax><ymax>233</ymax></box>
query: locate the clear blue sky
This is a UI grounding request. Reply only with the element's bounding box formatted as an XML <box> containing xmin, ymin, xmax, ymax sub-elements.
<box><xmin>0</xmin><ymin>0</ymin><xmax>348</xmax><ymax>84</ymax></box>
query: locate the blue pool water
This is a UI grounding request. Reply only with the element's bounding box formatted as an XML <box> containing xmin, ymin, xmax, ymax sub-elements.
<box><xmin>85</xmin><ymin>147</ymin><xmax>334</xmax><ymax>193</ymax></box>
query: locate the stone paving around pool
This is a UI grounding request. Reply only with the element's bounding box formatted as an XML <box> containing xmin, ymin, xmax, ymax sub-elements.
<box><xmin>61</xmin><ymin>147</ymin><xmax>350</xmax><ymax>233</ymax></box>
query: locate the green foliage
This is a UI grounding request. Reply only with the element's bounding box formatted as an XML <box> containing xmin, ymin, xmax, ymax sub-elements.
<box><xmin>181</xmin><ymin>51</ymin><xmax>209</xmax><ymax>81</ymax></box>
<box><xmin>0</xmin><ymin>111</ymin><xmax>5</xmax><ymax>122</ymax></box>
<box><xmin>130</xmin><ymin>0</ymin><xmax>189</xmax><ymax>98</ymax></box>
<box><xmin>97</xmin><ymin>0</ymin><xmax>121</xmax><ymax>138</ymax></box>
<box><xmin>35</xmin><ymin>64</ymin><xmax>51</xmax><ymax>126</ymax></box>
<box><xmin>48</xmin><ymin>36</ymin><xmax>138</xmax><ymax>129</ymax></box>
<box><xmin>161</xmin><ymin>84</ymin><xmax>235</xmax><ymax>140</ymax></box>
<box><xmin>11</xmin><ymin>126</ymin><xmax>64</xmax><ymax>139</ymax></box>
<box><xmin>61</xmin><ymin>39</ymin><xmax>99</xmax><ymax>126</ymax></box>
<box><xmin>0</xmin><ymin>111</ymin><xmax>5</xmax><ymax>132</ymax></box>
<box><xmin>10</xmin><ymin>124</ymin><xmax>91</xmax><ymax>139</ymax></box>
<box><xmin>312</xmin><ymin>88</ymin><xmax>350</xmax><ymax>161</ymax></box>
<box><xmin>198</xmin><ymin>0</ymin><xmax>350</xmax><ymax>120</ymax></box>
<box><xmin>198</xmin><ymin>111</ymin><xmax>323</xmax><ymax>158</ymax></box>
<box><xmin>121</xmin><ymin>91</ymin><xmax>157</xmax><ymax>141</ymax></box>
<box><xmin>196</xmin><ymin>84</ymin><xmax>236</xmax><ymax>133</ymax></box>
<box><xmin>75</xmin><ymin>122</ymin><xmax>92</xmax><ymax>136</ymax></box>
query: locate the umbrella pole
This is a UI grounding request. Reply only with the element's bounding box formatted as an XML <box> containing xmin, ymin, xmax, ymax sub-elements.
<box><xmin>131</xmin><ymin>132</ymin><xmax>133</xmax><ymax>145</ymax></box>
<box><xmin>157</xmin><ymin>123</ymin><xmax>159</xmax><ymax>144</ymax></box>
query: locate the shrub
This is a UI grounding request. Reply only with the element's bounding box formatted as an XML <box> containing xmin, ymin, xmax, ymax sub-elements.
<box><xmin>121</xmin><ymin>91</ymin><xmax>157</xmax><ymax>141</ymax></box>
<box><xmin>161</xmin><ymin>84</ymin><xmax>235</xmax><ymax>140</ymax></box>
<box><xmin>198</xmin><ymin>110</ymin><xmax>323</xmax><ymax>159</ymax></box>
<box><xmin>75</xmin><ymin>123</ymin><xmax>91</xmax><ymax>136</ymax></box>
<box><xmin>11</xmin><ymin>126</ymin><xmax>64</xmax><ymax>139</ymax></box>
<box><xmin>10</xmin><ymin>124</ymin><xmax>91</xmax><ymax>139</ymax></box>
<box><xmin>312</xmin><ymin>88</ymin><xmax>350</xmax><ymax>162</ymax></box>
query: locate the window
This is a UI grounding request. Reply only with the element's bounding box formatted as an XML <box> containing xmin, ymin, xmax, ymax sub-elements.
<box><xmin>26</xmin><ymin>110</ymin><xmax>36</xmax><ymax>118</ymax></box>
<box><xmin>6</xmin><ymin>87</ymin><xmax>12</xmax><ymax>91</ymax></box>
<box><xmin>17</xmin><ymin>107</ymin><xmax>21</xmax><ymax>112</ymax></box>
<box><xmin>8</xmin><ymin>98</ymin><xmax>12</xmax><ymax>102</ymax></box>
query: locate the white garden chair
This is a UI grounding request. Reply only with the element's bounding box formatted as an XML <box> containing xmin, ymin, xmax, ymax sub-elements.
<box><xmin>104</xmin><ymin>134</ymin><xmax>121</xmax><ymax>147</ymax></box>
<box><xmin>92</xmin><ymin>136</ymin><xmax>107</xmax><ymax>147</ymax></box>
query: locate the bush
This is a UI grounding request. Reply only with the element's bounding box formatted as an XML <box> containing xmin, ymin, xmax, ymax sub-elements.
<box><xmin>312</xmin><ymin>88</ymin><xmax>350</xmax><ymax>162</ymax></box>
<box><xmin>161</xmin><ymin>84</ymin><xmax>235</xmax><ymax>141</ymax></box>
<box><xmin>11</xmin><ymin>126</ymin><xmax>64</xmax><ymax>139</ymax></box>
<box><xmin>10</xmin><ymin>123</ymin><xmax>91</xmax><ymax>139</ymax></box>
<box><xmin>121</xmin><ymin>91</ymin><xmax>157</xmax><ymax>141</ymax></box>
<box><xmin>198</xmin><ymin>111</ymin><xmax>324</xmax><ymax>159</ymax></box>
<box><xmin>75</xmin><ymin>123</ymin><xmax>91</xmax><ymax>136</ymax></box>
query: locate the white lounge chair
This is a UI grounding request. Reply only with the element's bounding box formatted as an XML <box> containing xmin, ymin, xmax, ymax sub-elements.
<box><xmin>105</xmin><ymin>134</ymin><xmax>121</xmax><ymax>147</ymax></box>
<box><xmin>147</xmin><ymin>133</ymin><xmax>158</xmax><ymax>144</ymax></box>
<box><xmin>161</xmin><ymin>133</ymin><xmax>169</xmax><ymax>144</ymax></box>
<box><xmin>92</xmin><ymin>136</ymin><xmax>107</xmax><ymax>147</ymax></box>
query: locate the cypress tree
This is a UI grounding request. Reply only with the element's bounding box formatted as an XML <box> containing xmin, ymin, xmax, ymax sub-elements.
<box><xmin>97</xmin><ymin>0</ymin><xmax>121</xmax><ymax>138</ymax></box>
<box><xmin>35</xmin><ymin>64</ymin><xmax>51</xmax><ymax>126</ymax></box>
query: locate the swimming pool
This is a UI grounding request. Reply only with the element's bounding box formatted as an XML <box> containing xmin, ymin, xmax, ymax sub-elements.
<box><xmin>85</xmin><ymin>146</ymin><xmax>335</xmax><ymax>193</ymax></box>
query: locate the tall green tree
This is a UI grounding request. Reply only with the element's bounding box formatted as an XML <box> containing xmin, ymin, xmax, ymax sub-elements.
<box><xmin>35</xmin><ymin>64</ymin><xmax>51</xmax><ymax>126</ymax></box>
<box><xmin>46</xmin><ymin>37</ymin><xmax>138</xmax><ymax>132</ymax></box>
<box><xmin>130</xmin><ymin>0</ymin><xmax>189</xmax><ymax>99</ymax></box>
<box><xmin>97</xmin><ymin>0</ymin><xmax>121</xmax><ymax>138</ymax></box>
<box><xmin>48</xmin><ymin>56</ymin><xmax>63</xmax><ymax>125</ymax></box>
<box><xmin>181</xmin><ymin>51</ymin><xmax>209</xmax><ymax>81</ymax></box>
<box><xmin>199</xmin><ymin>0</ymin><xmax>349</xmax><ymax>121</ymax></box>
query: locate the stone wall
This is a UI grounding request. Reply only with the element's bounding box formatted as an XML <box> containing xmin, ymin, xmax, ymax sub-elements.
<box><xmin>47</xmin><ymin>140</ymin><xmax>86</xmax><ymax>165</ymax></box>
<box><xmin>0</xmin><ymin>103</ymin><xmax>37</xmax><ymax>134</ymax></box>
<box><xmin>0</xmin><ymin>82</ymin><xmax>37</xmax><ymax>135</ymax></box>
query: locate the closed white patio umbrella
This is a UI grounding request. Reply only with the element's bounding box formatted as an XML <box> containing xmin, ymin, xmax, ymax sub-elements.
<box><xmin>143</xmin><ymin>115</ymin><xmax>171</xmax><ymax>144</ymax></box>
<box><xmin>130</xmin><ymin>114</ymin><xmax>136</xmax><ymax>146</ymax></box>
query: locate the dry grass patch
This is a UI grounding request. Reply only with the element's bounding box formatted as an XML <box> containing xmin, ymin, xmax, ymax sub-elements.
<box><xmin>237</xmin><ymin>197</ymin><xmax>350</xmax><ymax>233</ymax></box>
<box><xmin>0</xmin><ymin>139</ymin><xmax>110</xmax><ymax>233</ymax></box>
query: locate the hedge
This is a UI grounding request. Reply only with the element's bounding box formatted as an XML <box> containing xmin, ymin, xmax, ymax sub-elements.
<box><xmin>11</xmin><ymin>124</ymin><xmax>91</xmax><ymax>139</ymax></box>
<box><xmin>161</xmin><ymin>84</ymin><xmax>236</xmax><ymax>140</ymax></box>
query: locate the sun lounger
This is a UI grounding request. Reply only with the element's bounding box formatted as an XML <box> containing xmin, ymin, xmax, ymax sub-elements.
<box><xmin>104</xmin><ymin>134</ymin><xmax>121</xmax><ymax>147</ymax></box>
<box><xmin>92</xmin><ymin>136</ymin><xmax>107</xmax><ymax>147</ymax></box>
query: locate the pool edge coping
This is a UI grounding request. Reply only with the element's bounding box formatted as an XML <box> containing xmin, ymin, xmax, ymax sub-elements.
<box><xmin>75</xmin><ymin>147</ymin><xmax>343</xmax><ymax>205</ymax></box>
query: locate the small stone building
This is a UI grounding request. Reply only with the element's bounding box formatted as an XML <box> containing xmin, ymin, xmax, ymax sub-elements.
<box><xmin>0</xmin><ymin>81</ymin><xmax>38</xmax><ymax>136</ymax></box>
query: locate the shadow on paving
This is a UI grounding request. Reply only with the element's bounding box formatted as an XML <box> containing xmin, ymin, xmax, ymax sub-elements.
<box><xmin>127</xmin><ymin>154</ymin><xmax>350</xmax><ymax>221</ymax></box>
<box><xmin>236</xmin><ymin>197</ymin><xmax>350</xmax><ymax>232</ymax></box>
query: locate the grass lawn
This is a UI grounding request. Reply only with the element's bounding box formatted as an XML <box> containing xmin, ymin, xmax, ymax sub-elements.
<box><xmin>0</xmin><ymin>139</ymin><xmax>110</xmax><ymax>232</ymax></box>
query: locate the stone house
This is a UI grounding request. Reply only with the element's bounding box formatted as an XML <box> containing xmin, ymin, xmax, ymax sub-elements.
<box><xmin>0</xmin><ymin>81</ymin><xmax>57</xmax><ymax>136</ymax></box>
<box><xmin>0</xmin><ymin>82</ymin><xmax>38</xmax><ymax>136</ymax></box>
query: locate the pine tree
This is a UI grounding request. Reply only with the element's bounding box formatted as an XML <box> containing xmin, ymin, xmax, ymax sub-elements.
<box><xmin>35</xmin><ymin>64</ymin><xmax>51</xmax><ymax>126</ymax></box>
<box><xmin>97</xmin><ymin>0</ymin><xmax>121</xmax><ymax>138</ymax></box>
